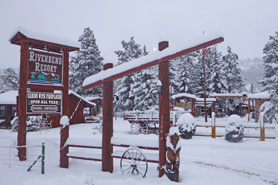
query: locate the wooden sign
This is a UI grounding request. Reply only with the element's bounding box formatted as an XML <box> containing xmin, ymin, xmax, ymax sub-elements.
<box><xmin>28</xmin><ymin>49</ymin><xmax>63</xmax><ymax>85</ymax></box>
<box><xmin>27</xmin><ymin>92</ymin><xmax>62</xmax><ymax>114</ymax></box>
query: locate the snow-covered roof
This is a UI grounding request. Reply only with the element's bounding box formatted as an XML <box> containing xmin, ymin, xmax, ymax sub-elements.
<box><xmin>196</xmin><ymin>98</ymin><xmax>216</xmax><ymax>102</ymax></box>
<box><xmin>172</xmin><ymin>93</ymin><xmax>197</xmax><ymax>100</ymax></box>
<box><xmin>248</xmin><ymin>91</ymin><xmax>270</xmax><ymax>99</ymax></box>
<box><xmin>0</xmin><ymin>91</ymin><xmax>18</xmax><ymax>105</ymax></box>
<box><xmin>85</xmin><ymin>96</ymin><xmax>103</xmax><ymax>101</ymax></box>
<box><xmin>83</xmin><ymin>32</ymin><xmax>224</xmax><ymax>88</ymax></box>
<box><xmin>69</xmin><ymin>91</ymin><xmax>96</xmax><ymax>106</ymax></box>
<box><xmin>0</xmin><ymin>90</ymin><xmax>95</xmax><ymax>106</ymax></box>
<box><xmin>9</xmin><ymin>27</ymin><xmax>79</xmax><ymax>49</ymax></box>
<box><xmin>210</xmin><ymin>93</ymin><xmax>248</xmax><ymax>97</ymax></box>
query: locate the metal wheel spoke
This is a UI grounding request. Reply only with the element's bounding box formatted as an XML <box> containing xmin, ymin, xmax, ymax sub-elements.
<box><xmin>120</xmin><ymin>148</ymin><xmax>148</xmax><ymax>178</ymax></box>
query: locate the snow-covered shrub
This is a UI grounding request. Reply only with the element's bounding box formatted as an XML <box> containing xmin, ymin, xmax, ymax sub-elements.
<box><xmin>176</xmin><ymin>113</ymin><xmax>196</xmax><ymax>139</ymax></box>
<box><xmin>225</xmin><ymin>114</ymin><xmax>244</xmax><ymax>142</ymax></box>
<box><xmin>10</xmin><ymin>116</ymin><xmax>41</xmax><ymax>132</ymax></box>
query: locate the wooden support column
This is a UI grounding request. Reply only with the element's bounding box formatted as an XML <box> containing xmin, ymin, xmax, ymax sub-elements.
<box><xmin>192</xmin><ymin>99</ymin><xmax>195</xmax><ymax>117</ymax></box>
<box><xmin>18</xmin><ymin>42</ymin><xmax>29</xmax><ymax>161</ymax></box>
<box><xmin>260</xmin><ymin>115</ymin><xmax>265</xmax><ymax>141</ymax></box>
<box><xmin>102</xmin><ymin>63</ymin><xmax>114</xmax><ymax>173</ymax></box>
<box><xmin>158</xmin><ymin>41</ymin><xmax>170</xmax><ymax>177</ymax></box>
<box><xmin>60</xmin><ymin>49</ymin><xmax>70</xmax><ymax>168</ymax></box>
<box><xmin>248</xmin><ymin>98</ymin><xmax>251</xmax><ymax>121</ymax></box>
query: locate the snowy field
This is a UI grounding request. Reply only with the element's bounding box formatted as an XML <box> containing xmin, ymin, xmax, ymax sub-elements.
<box><xmin>0</xmin><ymin>117</ymin><xmax>277</xmax><ymax>185</ymax></box>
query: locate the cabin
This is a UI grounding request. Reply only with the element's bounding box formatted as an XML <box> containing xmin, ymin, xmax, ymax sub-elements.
<box><xmin>247</xmin><ymin>91</ymin><xmax>270</xmax><ymax>122</ymax></box>
<box><xmin>0</xmin><ymin>90</ymin><xmax>96</xmax><ymax>128</ymax></box>
<box><xmin>171</xmin><ymin>93</ymin><xmax>216</xmax><ymax>117</ymax></box>
<box><xmin>86</xmin><ymin>96</ymin><xmax>103</xmax><ymax>116</ymax></box>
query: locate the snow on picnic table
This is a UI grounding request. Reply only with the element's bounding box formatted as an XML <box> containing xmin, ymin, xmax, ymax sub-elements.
<box><xmin>0</xmin><ymin>117</ymin><xmax>277</xmax><ymax>185</ymax></box>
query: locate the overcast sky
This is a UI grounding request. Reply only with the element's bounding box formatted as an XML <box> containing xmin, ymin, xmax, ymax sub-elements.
<box><xmin>0</xmin><ymin>0</ymin><xmax>278</xmax><ymax>69</ymax></box>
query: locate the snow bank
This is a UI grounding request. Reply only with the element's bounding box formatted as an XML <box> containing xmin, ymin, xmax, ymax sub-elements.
<box><xmin>20</xmin><ymin>174</ymin><xmax>93</xmax><ymax>185</ymax></box>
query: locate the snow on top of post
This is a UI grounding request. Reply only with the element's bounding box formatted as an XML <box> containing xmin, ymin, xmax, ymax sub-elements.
<box><xmin>0</xmin><ymin>91</ymin><xmax>18</xmax><ymax>105</ymax></box>
<box><xmin>83</xmin><ymin>31</ymin><xmax>224</xmax><ymax>88</ymax></box>
<box><xmin>9</xmin><ymin>26</ymin><xmax>79</xmax><ymax>48</ymax></box>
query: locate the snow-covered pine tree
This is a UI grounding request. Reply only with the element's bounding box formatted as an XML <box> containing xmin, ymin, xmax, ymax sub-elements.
<box><xmin>222</xmin><ymin>46</ymin><xmax>245</xmax><ymax>113</ymax></box>
<box><xmin>133</xmin><ymin>70</ymin><xmax>157</xmax><ymax>110</ymax></box>
<box><xmin>69</xmin><ymin>27</ymin><xmax>103</xmax><ymax>96</ymax></box>
<box><xmin>208</xmin><ymin>47</ymin><xmax>226</xmax><ymax>94</ymax></box>
<box><xmin>207</xmin><ymin>47</ymin><xmax>227</xmax><ymax>110</ymax></box>
<box><xmin>114</xmin><ymin>37</ymin><xmax>149</xmax><ymax>111</ymax></box>
<box><xmin>175</xmin><ymin>55</ymin><xmax>195</xmax><ymax>94</ymax></box>
<box><xmin>260</xmin><ymin>30</ymin><xmax>278</xmax><ymax>123</ymax></box>
<box><xmin>0</xmin><ymin>68</ymin><xmax>19</xmax><ymax>93</ymax></box>
<box><xmin>193</xmin><ymin>52</ymin><xmax>209</xmax><ymax>98</ymax></box>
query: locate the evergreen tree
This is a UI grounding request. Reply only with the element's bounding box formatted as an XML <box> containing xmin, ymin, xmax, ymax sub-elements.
<box><xmin>0</xmin><ymin>68</ymin><xmax>19</xmax><ymax>93</ymax></box>
<box><xmin>69</xmin><ymin>27</ymin><xmax>103</xmax><ymax>96</ymax></box>
<box><xmin>260</xmin><ymin>30</ymin><xmax>278</xmax><ymax>123</ymax></box>
<box><xmin>132</xmin><ymin>70</ymin><xmax>157</xmax><ymax>110</ymax></box>
<box><xmin>114</xmin><ymin>37</ymin><xmax>149</xmax><ymax>111</ymax></box>
<box><xmin>175</xmin><ymin>55</ymin><xmax>195</xmax><ymax>94</ymax></box>
<box><xmin>208</xmin><ymin>47</ymin><xmax>227</xmax><ymax>94</ymax></box>
<box><xmin>222</xmin><ymin>46</ymin><xmax>244</xmax><ymax>113</ymax></box>
<box><xmin>207</xmin><ymin>47</ymin><xmax>227</xmax><ymax>110</ymax></box>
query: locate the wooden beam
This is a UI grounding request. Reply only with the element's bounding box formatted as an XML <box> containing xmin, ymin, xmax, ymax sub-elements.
<box><xmin>83</xmin><ymin>37</ymin><xmax>224</xmax><ymax>90</ymax></box>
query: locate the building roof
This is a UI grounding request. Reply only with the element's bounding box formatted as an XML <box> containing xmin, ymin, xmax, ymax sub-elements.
<box><xmin>0</xmin><ymin>91</ymin><xmax>18</xmax><ymax>105</ymax></box>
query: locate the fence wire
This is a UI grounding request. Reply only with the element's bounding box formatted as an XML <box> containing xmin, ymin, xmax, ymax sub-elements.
<box><xmin>0</xmin><ymin>144</ymin><xmax>44</xmax><ymax>173</ymax></box>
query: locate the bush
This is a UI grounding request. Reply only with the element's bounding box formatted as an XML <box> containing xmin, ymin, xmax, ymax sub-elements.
<box><xmin>176</xmin><ymin>113</ymin><xmax>196</xmax><ymax>139</ymax></box>
<box><xmin>225</xmin><ymin>114</ymin><xmax>244</xmax><ymax>142</ymax></box>
<box><xmin>10</xmin><ymin>116</ymin><xmax>42</xmax><ymax>132</ymax></box>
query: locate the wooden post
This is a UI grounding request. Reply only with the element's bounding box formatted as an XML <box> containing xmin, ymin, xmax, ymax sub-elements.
<box><xmin>211</xmin><ymin>112</ymin><xmax>216</xmax><ymax>138</ymax></box>
<box><xmin>158</xmin><ymin>41</ymin><xmax>170</xmax><ymax>177</ymax></box>
<box><xmin>202</xmin><ymin>49</ymin><xmax>208</xmax><ymax>122</ymax></box>
<box><xmin>260</xmin><ymin>115</ymin><xmax>265</xmax><ymax>141</ymax></box>
<box><xmin>60</xmin><ymin>49</ymin><xmax>70</xmax><ymax>168</ymax></box>
<box><xmin>102</xmin><ymin>63</ymin><xmax>114</xmax><ymax>173</ymax></box>
<box><xmin>248</xmin><ymin>98</ymin><xmax>251</xmax><ymax>121</ymax></box>
<box><xmin>192</xmin><ymin>99</ymin><xmax>195</xmax><ymax>117</ymax></box>
<box><xmin>18</xmin><ymin>43</ymin><xmax>29</xmax><ymax>161</ymax></box>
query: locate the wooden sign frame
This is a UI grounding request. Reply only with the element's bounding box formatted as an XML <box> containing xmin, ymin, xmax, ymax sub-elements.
<box><xmin>10</xmin><ymin>29</ymin><xmax>79</xmax><ymax>161</ymax></box>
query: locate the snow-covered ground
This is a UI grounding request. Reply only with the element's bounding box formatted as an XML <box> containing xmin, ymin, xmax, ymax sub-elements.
<box><xmin>0</xmin><ymin>117</ymin><xmax>277</xmax><ymax>185</ymax></box>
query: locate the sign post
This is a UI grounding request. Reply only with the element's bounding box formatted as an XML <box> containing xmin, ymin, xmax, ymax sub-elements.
<box><xmin>10</xmin><ymin>29</ymin><xmax>79</xmax><ymax>161</ymax></box>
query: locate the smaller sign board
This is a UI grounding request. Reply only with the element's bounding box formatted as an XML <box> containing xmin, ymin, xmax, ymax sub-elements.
<box><xmin>27</xmin><ymin>92</ymin><xmax>62</xmax><ymax>114</ymax></box>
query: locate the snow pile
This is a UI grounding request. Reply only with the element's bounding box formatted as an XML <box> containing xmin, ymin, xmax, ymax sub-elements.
<box><xmin>225</xmin><ymin>114</ymin><xmax>244</xmax><ymax>142</ymax></box>
<box><xmin>60</xmin><ymin>116</ymin><xmax>69</xmax><ymax>128</ymax></box>
<box><xmin>176</xmin><ymin>113</ymin><xmax>196</xmax><ymax>139</ymax></box>
<box><xmin>20</xmin><ymin>174</ymin><xmax>93</xmax><ymax>185</ymax></box>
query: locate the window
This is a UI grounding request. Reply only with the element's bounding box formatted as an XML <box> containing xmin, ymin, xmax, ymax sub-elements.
<box><xmin>0</xmin><ymin>106</ymin><xmax>5</xmax><ymax>116</ymax></box>
<box><xmin>12</xmin><ymin>106</ymin><xmax>17</xmax><ymax>116</ymax></box>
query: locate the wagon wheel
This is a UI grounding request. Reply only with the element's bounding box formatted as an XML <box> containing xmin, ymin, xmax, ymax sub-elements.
<box><xmin>131</xmin><ymin>123</ymin><xmax>141</xmax><ymax>135</ymax></box>
<box><xmin>140</xmin><ymin>123</ymin><xmax>149</xmax><ymax>135</ymax></box>
<box><xmin>120</xmin><ymin>147</ymin><xmax>148</xmax><ymax>177</ymax></box>
<box><xmin>147</xmin><ymin>122</ymin><xmax>158</xmax><ymax>134</ymax></box>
